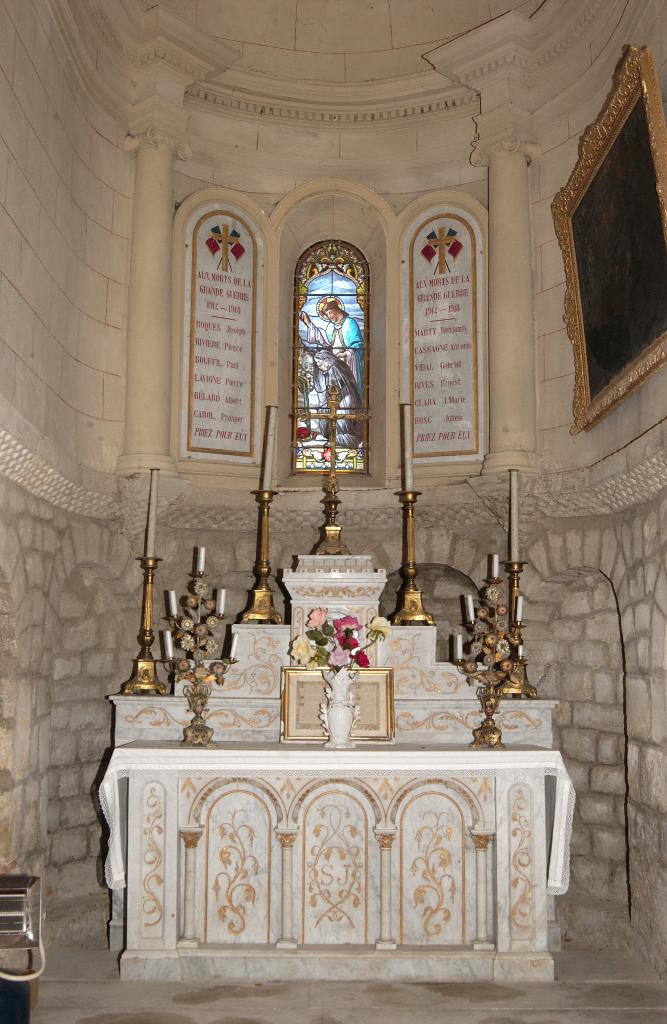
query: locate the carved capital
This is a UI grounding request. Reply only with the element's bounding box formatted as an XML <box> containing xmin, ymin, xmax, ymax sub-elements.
<box><xmin>276</xmin><ymin>830</ymin><xmax>297</xmax><ymax>848</ymax></box>
<box><xmin>180</xmin><ymin>830</ymin><xmax>203</xmax><ymax>849</ymax></box>
<box><xmin>470</xmin><ymin>831</ymin><xmax>494</xmax><ymax>851</ymax></box>
<box><xmin>124</xmin><ymin>126</ymin><xmax>191</xmax><ymax>161</ymax></box>
<box><xmin>375</xmin><ymin>830</ymin><xmax>397</xmax><ymax>850</ymax></box>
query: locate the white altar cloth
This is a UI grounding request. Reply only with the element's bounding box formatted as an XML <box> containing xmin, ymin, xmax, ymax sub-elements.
<box><xmin>99</xmin><ymin>742</ymin><xmax>574</xmax><ymax>895</ymax></box>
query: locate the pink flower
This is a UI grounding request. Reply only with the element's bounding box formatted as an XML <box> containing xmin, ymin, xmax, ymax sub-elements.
<box><xmin>353</xmin><ymin>650</ymin><xmax>370</xmax><ymax>668</ymax></box>
<box><xmin>333</xmin><ymin>615</ymin><xmax>360</xmax><ymax>632</ymax></box>
<box><xmin>307</xmin><ymin>607</ymin><xmax>328</xmax><ymax>628</ymax></box>
<box><xmin>335</xmin><ymin>632</ymin><xmax>359</xmax><ymax>649</ymax></box>
<box><xmin>330</xmin><ymin>646</ymin><xmax>351</xmax><ymax>667</ymax></box>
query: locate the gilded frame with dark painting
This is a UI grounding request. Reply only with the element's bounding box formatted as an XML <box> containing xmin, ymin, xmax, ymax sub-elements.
<box><xmin>552</xmin><ymin>46</ymin><xmax>667</xmax><ymax>433</ymax></box>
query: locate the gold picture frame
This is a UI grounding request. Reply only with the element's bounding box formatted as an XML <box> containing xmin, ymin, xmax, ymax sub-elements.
<box><xmin>281</xmin><ymin>667</ymin><xmax>394</xmax><ymax>742</ymax></box>
<box><xmin>552</xmin><ymin>46</ymin><xmax>667</xmax><ymax>433</ymax></box>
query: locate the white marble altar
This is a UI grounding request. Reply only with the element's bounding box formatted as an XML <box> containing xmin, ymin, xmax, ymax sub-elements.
<box><xmin>100</xmin><ymin>743</ymin><xmax>573</xmax><ymax>982</ymax></box>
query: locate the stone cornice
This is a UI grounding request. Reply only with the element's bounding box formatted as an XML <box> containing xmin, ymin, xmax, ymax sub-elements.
<box><xmin>185</xmin><ymin>79</ymin><xmax>477</xmax><ymax>128</ymax></box>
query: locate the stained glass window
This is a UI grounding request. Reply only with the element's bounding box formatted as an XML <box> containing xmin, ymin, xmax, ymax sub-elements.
<box><xmin>292</xmin><ymin>240</ymin><xmax>369</xmax><ymax>474</ymax></box>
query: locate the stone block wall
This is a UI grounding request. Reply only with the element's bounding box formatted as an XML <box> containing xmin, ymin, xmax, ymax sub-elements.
<box><xmin>0</xmin><ymin>0</ymin><xmax>131</xmax><ymax>475</ymax></box>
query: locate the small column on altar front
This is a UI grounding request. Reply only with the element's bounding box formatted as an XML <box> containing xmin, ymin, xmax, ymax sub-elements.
<box><xmin>374</xmin><ymin>828</ymin><xmax>397</xmax><ymax>949</ymax></box>
<box><xmin>470</xmin><ymin>830</ymin><xmax>495</xmax><ymax>949</ymax></box>
<box><xmin>179</xmin><ymin>829</ymin><xmax>203</xmax><ymax>945</ymax></box>
<box><xmin>275</xmin><ymin>829</ymin><xmax>298</xmax><ymax>948</ymax></box>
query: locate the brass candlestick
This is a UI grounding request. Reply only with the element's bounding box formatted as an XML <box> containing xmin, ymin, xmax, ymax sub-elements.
<box><xmin>390</xmin><ymin>490</ymin><xmax>434</xmax><ymax>626</ymax></box>
<box><xmin>122</xmin><ymin>556</ymin><xmax>167</xmax><ymax>695</ymax></box>
<box><xmin>312</xmin><ymin>383</ymin><xmax>350</xmax><ymax>556</ymax></box>
<box><xmin>241</xmin><ymin>489</ymin><xmax>282</xmax><ymax>624</ymax></box>
<box><xmin>498</xmin><ymin>560</ymin><xmax>537</xmax><ymax>698</ymax></box>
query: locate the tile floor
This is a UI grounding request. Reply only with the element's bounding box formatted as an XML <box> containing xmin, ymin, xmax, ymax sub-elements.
<box><xmin>29</xmin><ymin>944</ymin><xmax>667</xmax><ymax>1024</ymax></box>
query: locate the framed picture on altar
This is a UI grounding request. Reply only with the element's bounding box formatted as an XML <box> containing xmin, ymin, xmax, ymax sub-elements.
<box><xmin>552</xmin><ymin>46</ymin><xmax>667</xmax><ymax>432</ymax></box>
<box><xmin>280</xmin><ymin>667</ymin><xmax>394</xmax><ymax>742</ymax></box>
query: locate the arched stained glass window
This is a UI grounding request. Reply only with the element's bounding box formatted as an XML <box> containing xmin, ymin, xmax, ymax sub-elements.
<box><xmin>292</xmin><ymin>240</ymin><xmax>369</xmax><ymax>474</ymax></box>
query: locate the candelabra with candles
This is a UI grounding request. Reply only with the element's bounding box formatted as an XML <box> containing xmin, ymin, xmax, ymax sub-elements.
<box><xmin>242</xmin><ymin>405</ymin><xmax>282</xmax><ymax>624</ymax></box>
<box><xmin>391</xmin><ymin>403</ymin><xmax>434</xmax><ymax>625</ymax></box>
<box><xmin>163</xmin><ymin>549</ymin><xmax>237</xmax><ymax>746</ymax></box>
<box><xmin>122</xmin><ymin>469</ymin><xmax>167</xmax><ymax>695</ymax></box>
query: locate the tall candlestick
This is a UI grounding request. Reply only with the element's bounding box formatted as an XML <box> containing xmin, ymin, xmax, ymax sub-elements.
<box><xmin>145</xmin><ymin>469</ymin><xmax>159</xmax><ymax>557</ymax></box>
<box><xmin>454</xmin><ymin>634</ymin><xmax>463</xmax><ymax>661</ymax></box>
<box><xmin>401</xmin><ymin>404</ymin><xmax>414</xmax><ymax>491</ymax></box>
<box><xmin>215</xmin><ymin>588</ymin><xmax>226</xmax><ymax>616</ymax></box>
<box><xmin>163</xmin><ymin>630</ymin><xmax>174</xmax><ymax>660</ymax></box>
<box><xmin>509</xmin><ymin>470</ymin><xmax>519</xmax><ymax>561</ymax></box>
<box><xmin>489</xmin><ymin>553</ymin><xmax>499</xmax><ymax>579</ymax></box>
<box><xmin>167</xmin><ymin>590</ymin><xmax>178</xmax><ymax>617</ymax></box>
<box><xmin>196</xmin><ymin>547</ymin><xmax>206</xmax><ymax>573</ymax></box>
<box><xmin>464</xmin><ymin>594</ymin><xmax>475</xmax><ymax>623</ymax></box>
<box><xmin>260</xmin><ymin>406</ymin><xmax>278</xmax><ymax>491</ymax></box>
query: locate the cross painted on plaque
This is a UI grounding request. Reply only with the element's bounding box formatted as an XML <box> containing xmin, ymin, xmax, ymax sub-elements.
<box><xmin>205</xmin><ymin>224</ymin><xmax>245</xmax><ymax>273</ymax></box>
<box><xmin>421</xmin><ymin>225</ymin><xmax>464</xmax><ymax>274</ymax></box>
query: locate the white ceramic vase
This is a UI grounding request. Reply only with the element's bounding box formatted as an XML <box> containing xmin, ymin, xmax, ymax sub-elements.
<box><xmin>319</xmin><ymin>666</ymin><xmax>359</xmax><ymax>749</ymax></box>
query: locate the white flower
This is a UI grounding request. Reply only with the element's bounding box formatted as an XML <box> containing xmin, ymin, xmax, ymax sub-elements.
<box><xmin>180</xmin><ymin>634</ymin><xmax>195</xmax><ymax>652</ymax></box>
<box><xmin>291</xmin><ymin>634</ymin><xmax>313</xmax><ymax>665</ymax></box>
<box><xmin>368</xmin><ymin>615</ymin><xmax>391</xmax><ymax>639</ymax></box>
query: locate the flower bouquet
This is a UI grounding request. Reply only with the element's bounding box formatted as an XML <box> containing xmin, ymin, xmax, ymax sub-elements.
<box><xmin>290</xmin><ymin>609</ymin><xmax>391</xmax><ymax>748</ymax></box>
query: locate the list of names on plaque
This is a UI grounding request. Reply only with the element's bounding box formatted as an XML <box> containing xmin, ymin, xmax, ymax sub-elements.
<box><xmin>186</xmin><ymin>211</ymin><xmax>256</xmax><ymax>457</ymax></box>
<box><xmin>410</xmin><ymin>214</ymin><xmax>480</xmax><ymax>458</ymax></box>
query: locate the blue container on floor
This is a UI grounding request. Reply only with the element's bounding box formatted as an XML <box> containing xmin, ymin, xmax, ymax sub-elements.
<box><xmin>0</xmin><ymin>979</ymin><xmax>30</xmax><ymax>1022</ymax></box>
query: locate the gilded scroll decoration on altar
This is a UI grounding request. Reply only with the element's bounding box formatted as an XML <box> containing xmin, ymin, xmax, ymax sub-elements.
<box><xmin>509</xmin><ymin>785</ymin><xmax>534</xmax><ymax>938</ymax></box>
<box><xmin>305</xmin><ymin>801</ymin><xmax>365</xmax><ymax>933</ymax></box>
<box><xmin>141</xmin><ymin>784</ymin><xmax>164</xmax><ymax>934</ymax></box>
<box><xmin>222</xmin><ymin>634</ymin><xmax>284</xmax><ymax>695</ymax></box>
<box><xmin>212</xmin><ymin>808</ymin><xmax>260</xmax><ymax>936</ymax></box>
<box><xmin>411</xmin><ymin>810</ymin><xmax>458</xmax><ymax>938</ymax></box>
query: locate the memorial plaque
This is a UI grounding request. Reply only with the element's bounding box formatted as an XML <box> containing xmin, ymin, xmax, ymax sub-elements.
<box><xmin>183</xmin><ymin>210</ymin><xmax>257</xmax><ymax>457</ymax></box>
<box><xmin>409</xmin><ymin>213</ymin><xmax>482</xmax><ymax>459</ymax></box>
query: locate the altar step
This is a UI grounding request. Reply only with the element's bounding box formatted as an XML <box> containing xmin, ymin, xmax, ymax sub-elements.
<box><xmin>120</xmin><ymin>945</ymin><xmax>554</xmax><ymax>984</ymax></box>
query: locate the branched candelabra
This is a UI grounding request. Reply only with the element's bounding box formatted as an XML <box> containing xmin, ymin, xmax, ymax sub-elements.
<box><xmin>166</xmin><ymin>569</ymin><xmax>235</xmax><ymax>746</ymax></box>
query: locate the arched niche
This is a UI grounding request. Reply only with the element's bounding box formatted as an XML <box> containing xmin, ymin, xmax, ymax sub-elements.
<box><xmin>271</xmin><ymin>182</ymin><xmax>395</xmax><ymax>488</ymax></box>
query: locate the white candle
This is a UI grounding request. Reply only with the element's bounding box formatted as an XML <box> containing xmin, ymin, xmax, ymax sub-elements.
<box><xmin>401</xmin><ymin>404</ymin><xmax>414</xmax><ymax>491</ymax></box>
<box><xmin>509</xmin><ymin>469</ymin><xmax>519</xmax><ymax>561</ymax></box>
<box><xmin>163</xmin><ymin>630</ymin><xmax>174</xmax><ymax>660</ymax></box>
<box><xmin>215</xmin><ymin>588</ymin><xmax>226</xmax><ymax>616</ymax></box>
<box><xmin>464</xmin><ymin>594</ymin><xmax>475</xmax><ymax>623</ymax></box>
<box><xmin>260</xmin><ymin>405</ymin><xmax>278</xmax><ymax>491</ymax></box>
<box><xmin>196</xmin><ymin>547</ymin><xmax>206</xmax><ymax>573</ymax></box>
<box><xmin>517</xmin><ymin>644</ymin><xmax>524</xmax><ymax>659</ymax></box>
<box><xmin>515</xmin><ymin>595</ymin><xmax>524</xmax><ymax>621</ymax></box>
<box><xmin>230</xmin><ymin>632</ymin><xmax>239</xmax><ymax>660</ymax></box>
<box><xmin>167</xmin><ymin>590</ymin><xmax>178</xmax><ymax>617</ymax></box>
<box><xmin>144</xmin><ymin>468</ymin><xmax>159</xmax><ymax>557</ymax></box>
<box><xmin>489</xmin><ymin>553</ymin><xmax>499</xmax><ymax>579</ymax></box>
<box><xmin>454</xmin><ymin>634</ymin><xmax>463</xmax><ymax>661</ymax></box>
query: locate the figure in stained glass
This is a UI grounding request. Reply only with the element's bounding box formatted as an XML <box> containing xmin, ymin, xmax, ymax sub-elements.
<box><xmin>292</xmin><ymin>240</ymin><xmax>369</xmax><ymax>474</ymax></box>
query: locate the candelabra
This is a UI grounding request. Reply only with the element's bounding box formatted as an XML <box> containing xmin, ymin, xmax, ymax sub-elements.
<box><xmin>122</xmin><ymin>556</ymin><xmax>167</xmax><ymax>695</ymax></box>
<box><xmin>391</xmin><ymin>490</ymin><xmax>434</xmax><ymax>626</ymax></box>
<box><xmin>241</xmin><ymin>489</ymin><xmax>283</xmax><ymax>623</ymax></box>
<box><xmin>166</xmin><ymin>568</ymin><xmax>235</xmax><ymax>746</ymax></box>
<box><xmin>455</xmin><ymin>572</ymin><xmax>514</xmax><ymax>748</ymax></box>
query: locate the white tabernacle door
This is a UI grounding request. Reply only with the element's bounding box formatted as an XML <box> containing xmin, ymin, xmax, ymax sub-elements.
<box><xmin>102</xmin><ymin>553</ymin><xmax>574</xmax><ymax>983</ymax></box>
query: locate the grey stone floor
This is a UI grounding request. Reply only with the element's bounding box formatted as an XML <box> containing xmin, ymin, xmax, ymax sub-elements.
<box><xmin>30</xmin><ymin>944</ymin><xmax>667</xmax><ymax>1024</ymax></box>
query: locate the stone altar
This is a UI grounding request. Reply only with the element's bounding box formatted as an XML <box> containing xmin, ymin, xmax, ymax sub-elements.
<box><xmin>102</xmin><ymin>551</ymin><xmax>573</xmax><ymax>982</ymax></box>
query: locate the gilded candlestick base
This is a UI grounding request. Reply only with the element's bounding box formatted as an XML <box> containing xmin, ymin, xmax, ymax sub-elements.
<box><xmin>182</xmin><ymin>679</ymin><xmax>214</xmax><ymax>747</ymax></box>
<box><xmin>391</xmin><ymin>587</ymin><xmax>434</xmax><ymax>626</ymax></box>
<box><xmin>243</xmin><ymin>585</ymin><xmax>283</xmax><ymax>624</ymax></box>
<box><xmin>470</xmin><ymin>678</ymin><xmax>504</xmax><ymax>749</ymax></box>
<box><xmin>312</xmin><ymin>486</ymin><xmax>350</xmax><ymax>555</ymax></box>
<box><xmin>122</xmin><ymin>656</ymin><xmax>167</xmax><ymax>696</ymax></box>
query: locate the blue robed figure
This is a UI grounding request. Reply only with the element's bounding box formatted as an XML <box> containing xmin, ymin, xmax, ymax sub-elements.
<box><xmin>299</xmin><ymin>294</ymin><xmax>364</xmax><ymax>390</ymax></box>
